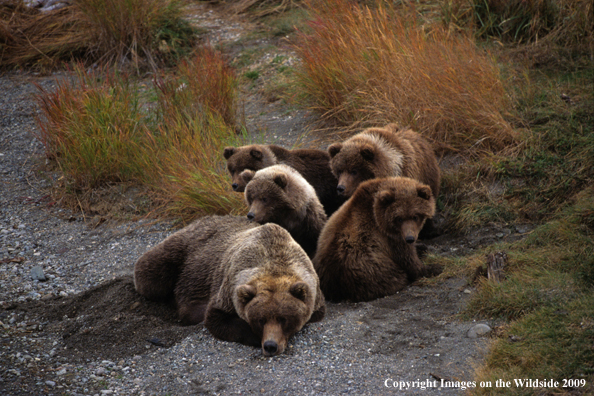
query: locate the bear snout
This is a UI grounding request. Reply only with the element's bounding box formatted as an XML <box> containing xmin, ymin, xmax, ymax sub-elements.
<box><xmin>263</xmin><ymin>340</ymin><xmax>278</xmax><ymax>356</ymax></box>
<box><xmin>336</xmin><ymin>185</ymin><xmax>346</xmax><ymax>195</ymax></box>
<box><xmin>232</xmin><ymin>183</ymin><xmax>239</xmax><ymax>191</ymax></box>
<box><xmin>247</xmin><ymin>212</ymin><xmax>255</xmax><ymax>221</ymax></box>
<box><xmin>405</xmin><ymin>236</ymin><xmax>416</xmax><ymax>244</ymax></box>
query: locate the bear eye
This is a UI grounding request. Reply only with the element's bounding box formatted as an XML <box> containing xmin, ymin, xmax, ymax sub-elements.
<box><xmin>261</xmin><ymin>197</ymin><xmax>267</xmax><ymax>203</ymax></box>
<box><xmin>413</xmin><ymin>215</ymin><xmax>421</xmax><ymax>222</ymax></box>
<box><xmin>350</xmin><ymin>170</ymin><xmax>358</xmax><ymax>176</ymax></box>
<box><xmin>258</xmin><ymin>318</ymin><xmax>266</xmax><ymax>328</ymax></box>
<box><xmin>278</xmin><ymin>317</ymin><xmax>287</xmax><ymax>326</ymax></box>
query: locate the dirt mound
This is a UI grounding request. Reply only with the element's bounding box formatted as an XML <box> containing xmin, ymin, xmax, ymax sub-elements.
<box><xmin>16</xmin><ymin>277</ymin><xmax>200</xmax><ymax>362</ymax></box>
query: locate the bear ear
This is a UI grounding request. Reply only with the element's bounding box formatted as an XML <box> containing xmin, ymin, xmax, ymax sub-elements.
<box><xmin>236</xmin><ymin>284</ymin><xmax>257</xmax><ymax>305</ymax></box>
<box><xmin>241</xmin><ymin>169</ymin><xmax>255</xmax><ymax>184</ymax></box>
<box><xmin>223</xmin><ymin>147</ymin><xmax>235</xmax><ymax>160</ymax></box>
<box><xmin>289</xmin><ymin>282</ymin><xmax>309</xmax><ymax>302</ymax></box>
<box><xmin>328</xmin><ymin>143</ymin><xmax>342</xmax><ymax>158</ymax></box>
<box><xmin>273</xmin><ymin>173</ymin><xmax>288</xmax><ymax>189</ymax></box>
<box><xmin>360</xmin><ymin>145</ymin><xmax>375</xmax><ymax>161</ymax></box>
<box><xmin>250</xmin><ymin>148</ymin><xmax>263</xmax><ymax>160</ymax></box>
<box><xmin>377</xmin><ymin>190</ymin><xmax>395</xmax><ymax>206</ymax></box>
<box><xmin>417</xmin><ymin>186</ymin><xmax>432</xmax><ymax>200</ymax></box>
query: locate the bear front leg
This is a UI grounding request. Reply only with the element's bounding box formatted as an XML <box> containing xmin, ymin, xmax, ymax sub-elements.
<box><xmin>204</xmin><ymin>306</ymin><xmax>260</xmax><ymax>347</ymax></box>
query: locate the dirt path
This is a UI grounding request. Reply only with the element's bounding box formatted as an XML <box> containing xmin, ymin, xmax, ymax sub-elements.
<box><xmin>0</xmin><ymin>4</ymin><xmax>507</xmax><ymax>395</ymax></box>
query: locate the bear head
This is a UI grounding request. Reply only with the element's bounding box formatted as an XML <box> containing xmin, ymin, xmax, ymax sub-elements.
<box><xmin>223</xmin><ymin>145</ymin><xmax>277</xmax><ymax>192</ymax></box>
<box><xmin>242</xmin><ymin>165</ymin><xmax>313</xmax><ymax>228</ymax></box>
<box><xmin>234</xmin><ymin>276</ymin><xmax>314</xmax><ymax>356</ymax></box>
<box><xmin>328</xmin><ymin>141</ymin><xmax>382</xmax><ymax>198</ymax></box>
<box><xmin>371</xmin><ymin>177</ymin><xmax>436</xmax><ymax>245</ymax></box>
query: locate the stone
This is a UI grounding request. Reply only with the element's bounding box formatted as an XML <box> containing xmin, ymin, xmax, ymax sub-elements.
<box><xmin>467</xmin><ymin>324</ymin><xmax>492</xmax><ymax>339</ymax></box>
<box><xmin>30</xmin><ymin>266</ymin><xmax>47</xmax><ymax>281</ymax></box>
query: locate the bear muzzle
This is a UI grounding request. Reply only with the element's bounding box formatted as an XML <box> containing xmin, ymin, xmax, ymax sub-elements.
<box><xmin>261</xmin><ymin>322</ymin><xmax>286</xmax><ymax>357</ymax></box>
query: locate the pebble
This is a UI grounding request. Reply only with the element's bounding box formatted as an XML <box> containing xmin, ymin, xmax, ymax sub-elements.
<box><xmin>467</xmin><ymin>324</ymin><xmax>492</xmax><ymax>338</ymax></box>
<box><xmin>30</xmin><ymin>266</ymin><xmax>47</xmax><ymax>281</ymax></box>
<box><xmin>45</xmin><ymin>380</ymin><xmax>56</xmax><ymax>387</ymax></box>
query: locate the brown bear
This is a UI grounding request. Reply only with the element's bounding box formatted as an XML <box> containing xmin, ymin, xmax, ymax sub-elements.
<box><xmin>241</xmin><ymin>164</ymin><xmax>327</xmax><ymax>258</ymax></box>
<box><xmin>313</xmin><ymin>177</ymin><xmax>439</xmax><ymax>302</ymax></box>
<box><xmin>223</xmin><ymin>144</ymin><xmax>344</xmax><ymax>216</ymax></box>
<box><xmin>327</xmin><ymin>124</ymin><xmax>440</xmax><ymax>199</ymax></box>
<box><xmin>134</xmin><ymin>216</ymin><xmax>325</xmax><ymax>356</ymax></box>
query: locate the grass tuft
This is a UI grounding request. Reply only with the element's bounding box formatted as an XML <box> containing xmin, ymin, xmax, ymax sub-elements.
<box><xmin>34</xmin><ymin>48</ymin><xmax>245</xmax><ymax>220</ymax></box>
<box><xmin>291</xmin><ymin>0</ymin><xmax>516</xmax><ymax>153</ymax></box>
<box><xmin>0</xmin><ymin>0</ymin><xmax>197</xmax><ymax>70</ymax></box>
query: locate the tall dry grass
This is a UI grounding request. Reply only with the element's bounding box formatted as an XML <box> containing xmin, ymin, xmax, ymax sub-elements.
<box><xmin>293</xmin><ymin>0</ymin><xmax>517</xmax><ymax>153</ymax></box>
<box><xmin>0</xmin><ymin>0</ymin><xmax>196</xmax><ymax>70</ymax></box>
<box><xmin>35</xmin><ymin>48</ymin><xmax>245</xmax><ymax>220</ymax></box>
<box><xmin>444</xmin><ymin>0</ymin><xmax>594</xmax><ymax>48</ymax></box>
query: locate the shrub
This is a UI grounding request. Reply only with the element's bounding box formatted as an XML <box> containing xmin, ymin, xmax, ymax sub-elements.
<box><xmin>35</xmin><ymin>49</ymin><xmax>245</xmax><ymax>219</ymax></box>
<box><xmin>293</xmin><ymin>0</ymin><xmax>516</xmax><ymax>153</ymax></box>
<box><xmin>0</xmin><ymin>0</ymin><xmax>196</xmax><ymax>70</ymax></box>
<box><xmin>444</xmin><ymin>0</ymin><xmax>594</xmax><ymax>48</ymax></box>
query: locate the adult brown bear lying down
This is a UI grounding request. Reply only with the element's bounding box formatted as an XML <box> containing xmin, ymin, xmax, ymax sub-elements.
<box><xmin>134</xmin><ymin>216</ymin><xmax>326</xmax><ymax>357</ymax></box>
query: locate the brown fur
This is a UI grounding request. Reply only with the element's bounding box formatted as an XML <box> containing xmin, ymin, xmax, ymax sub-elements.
<box><xmin>313</xmin><ymin>177</ymin><xmax>439</xmax><ymax>302</ymax></box>
<box><xmin>327</xmin><ymin>124</ymin><xmax>440</xmax><ymax>199</ymax></box>
<box><xmin>241</xmin><ymin>164</ymin><xmax>327</xmax><ymax>258</ymax></box>
<box><xmin>134</xmin><ymin>216</ymin><xmax>325</xmax><ymax>356</ymax></box>
<box><xmin>223</xmin><ymin>144</ymin><xmax>344</xmax><ymax>215</ymax></box>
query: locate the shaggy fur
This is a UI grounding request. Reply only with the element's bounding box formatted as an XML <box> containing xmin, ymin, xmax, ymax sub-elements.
<box><xmin>313</xmin><ymin>177</ymin><xmax>439</xmax><ymax>302</ymax></box>
<box><xmin>327</xmin><ymin>124</ymin><xmax>440</xmax><ymax>199</ymax></box>
<box><xmin>242</xmin><ymin>164</ymin><xmax>327</xmax><ymax>258</ymax></box>
<box><xmin>224</xmin><ymin>144</ymin><xmax>344</xmax><ymax>215</ymax></box>
<box><xmin>134</xmin><ymin>216</ymin><xmax>325</xmax><ymax>356</ymax></box>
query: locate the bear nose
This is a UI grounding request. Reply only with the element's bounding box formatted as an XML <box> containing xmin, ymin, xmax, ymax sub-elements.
<box><xmin>247</xmin><ymin>212</ymin><xmax>255</xmax><ymax>221</ymax></box>
<box><xmin>263</xmin><ymin>340</ymin><xmax>278</xmax><ymax>356</ymax></box>
<box><xmin>336</xmin><ymin>185</ymin><xmax>346</xmax><ymax>195</ymax></box>
<box><xmin>405</xmin><ymin>236</ymin><xmax>416</xmax><ymax>244</ymax></box>
<box><xmin>232</xmin><ymin>183</ymin><xmax>239</xmax><ymax>191</ymax></box>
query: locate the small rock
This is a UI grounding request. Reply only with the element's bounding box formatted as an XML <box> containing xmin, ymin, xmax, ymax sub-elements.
<box><xmin>467</xmin><ymin>324</ymin><xmax>492</xmax><ymax>339</ymax></box>
<box><xmin>45</xmin><ymin>380</ymin><xmax>56</xmax><ymax>387</ymax></box>
<box><xmin>56</xmin><ymin>368</ymin><xmax>67</xmax><ymax>375</ymax></box>
<box><xmin>463</xmin><ymin>289</ymin><xmax>472</xmax><ymax>294</ymax></box>
<box><xmin>30</xmin><ymin>266</ymin><xmax>46</xmax><ymax>281</ymax></box>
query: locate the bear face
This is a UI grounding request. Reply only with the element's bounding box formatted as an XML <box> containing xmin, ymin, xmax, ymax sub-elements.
<box><xmin>234</xmin><ymin>277</ymin><xmax>313</xmax><ymax>356</ymax></box>
<box><xmin>372</xmin><ymin>178</ymin><xmax>435</xmax><ymax>245</ymax></box>
<box><xmin>223</xmin><ymin>145</ymin><xmax>277</xmax><ymax>192</ymax></box>
<box><xmin>242</xmin><ymin>168</ymin><xmax>293</xmax><ymax>224</ymax></box>
<box><xmin>328</xmin><ymin>140</ymin><xmax>390</xmax><ymax>198</ymax></box>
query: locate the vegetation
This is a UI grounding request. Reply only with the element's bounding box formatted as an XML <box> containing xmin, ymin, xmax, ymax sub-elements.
<box><xmin>21</xmin><ymin>0</ymin><xmax>594</xmax><ymax>391</ymax></box>
<box><xmin>34</xmin><ymin>47</ymin><xmax>244</xmax><ymax>220</ymax></box>
<box><xmin>0</xmin><ymin>0</ymin><xmax>197</xmax><ymax>70</ymax></box>
<box><xmin>292</xmin><ymin>0</ymin><xmax>517</xmax><ymax>153</ymax></box>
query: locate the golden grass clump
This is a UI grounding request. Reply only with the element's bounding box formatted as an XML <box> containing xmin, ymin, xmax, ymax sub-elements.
<box><xmin>293</xmin><ymin>0</ymin><xmax>517</xmax><ymax>153</ymax></box>
<box><xmin>0</xmin><ymin>0</ymin><xmax>196</xmax><ymax>70</ymax></box>
<box><xmin>34</xmin><ymin>49</ymin><xmax>245</xmax><ymax>220</ymax></box>
<box><xmin>445</xmin><ymin>0</ymin><xmax>594</xmax><ymax>48</ymax></box>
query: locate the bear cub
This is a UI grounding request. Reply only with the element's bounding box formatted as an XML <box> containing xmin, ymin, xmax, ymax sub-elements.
<box><xmin>134</xmin><ymin>216</ymin><xmax>326</xmax><ymax>356</ymax></box>
<box><xmin>241</xmin><ymin>164</ymin><xmax>327</xmax><ymax>258</ymax></box>
<box><xmin>327</xmin><ymin>124</ymin><xmax>440</xmax><ymax>199</ymax></box>
<box><xmin>313</xmin><ymin>177</ymin><xmax>440</xmax><ymax>302</ymax></box>
<box><xmin>224</xmin><ymin>144</ymin><xmax>344</xmax><ymax>215</ymax></box>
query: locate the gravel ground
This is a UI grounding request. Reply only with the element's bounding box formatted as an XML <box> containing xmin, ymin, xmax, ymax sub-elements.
<box><xmin>0</xmin><ymin>5</ymin><xmax>514</xmax><ymax>396</ymax></box>
<box><xmin>0</xmin><ymin>69</ymin><xmax>496</xmax><ymax>396</ymax></box>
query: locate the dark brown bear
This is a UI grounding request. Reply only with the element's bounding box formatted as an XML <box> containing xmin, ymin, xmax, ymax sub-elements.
<box><xmin>223</xmin><ymin>144</ymin><xmax>344</xmax><ymax>215</ymax></box>
<box><xmin>134</xmin><ymin>216</ymin><xmax>325</xmax><ymax>356</ymax></box>
<box><xmin>327</xmin><ymin>124</ymin><xmax>440</xmax><ymax>199</ymax></box>
<box><xmin>241</xmin><ymin>164</ymin><xmax>327</xmax><ymax>258</ymax></box>
<box><xmin>313</xmin><ymin>177</ymin><xmax>439</xmax><ymax>302</ymax></box>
